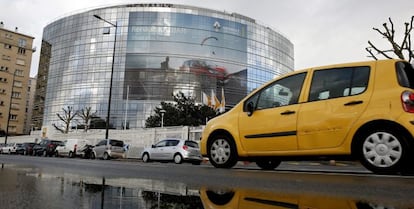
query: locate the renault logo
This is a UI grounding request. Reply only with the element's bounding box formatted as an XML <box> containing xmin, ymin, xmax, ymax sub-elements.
<box><xmin>213</xmin><ymin>21</ymin><xmax>221</xmax><ymax>31</ymax></box>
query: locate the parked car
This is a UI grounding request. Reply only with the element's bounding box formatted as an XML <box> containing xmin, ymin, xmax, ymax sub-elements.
<box><xmin>33</xmin><ymin>139</ymin><xmax>63</xmax><ymax>157</ymax></box>
<box><xmin>55</xmin><ymin>139</ymin><xmax>92</xmax><ymax>158</ymax></box>
<box><xmin>141</xmin><ymin>139</ymin><xmax>203</xmax><ymax>164</ymax></box>
<box><xmin>200</xmin><ymin>59</ymin><xmax>414</xmax><ymax>174</ymax></box>
<box><xmin>0</xmin><ymin>142</ymin><xmax>20</xmax><ymax>154</ymax></box>
<box><xmin>92</xmin><ymin>139</ymin><xmax>125</xmax><ymax>160</ymax></box>
<box><xmin>16</xmin><ymin>142</ymin><xmax>36</xmax><ymax>155</ymax></box>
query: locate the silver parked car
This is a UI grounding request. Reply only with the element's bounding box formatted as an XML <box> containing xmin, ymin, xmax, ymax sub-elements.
<box><xmin>141</xmin><ymin>139</ymin><xmax>203</xmax><ymax>165</ymax></box>
<box><xmin>91</xmin><ymin>139</ymin><xmax>125</xmax><ymax>160</ymax></box>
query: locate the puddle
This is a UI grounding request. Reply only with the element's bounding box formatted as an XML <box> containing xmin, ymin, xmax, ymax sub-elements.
<box><xmin>0</xmin><ymin>164</ymin><xmax>411</xmax><ymax>209</ymax></box>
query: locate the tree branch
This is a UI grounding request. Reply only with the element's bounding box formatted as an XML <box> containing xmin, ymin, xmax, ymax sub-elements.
<box><xmin>367</xmin><ymin>41</ymin><xmax>393</xmax><ymax>59</ymax></box>
<box><xmin>365</xmin><ymin>47</ymin><xmax>378</xmax><ymax>60</ymax></box>
<box><xmin>52</xmin><ymin>123</ymin><xmax>65</xmax><ymax>133</ymax></box>
<box><xmin>389</xmin><ymin>17</ymin><xmax>395</xmax><ymax>40</ymax></box>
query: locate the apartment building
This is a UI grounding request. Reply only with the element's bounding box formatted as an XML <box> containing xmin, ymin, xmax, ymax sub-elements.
<box><xmin>24</xmin><ymin>77</ymin><xmax>36</xmax><ymax>134</ymax></box>
<box><xmin>0</xmin><ymin>22</ymin><xmax>34</xmax><ymax>136</ymax></box>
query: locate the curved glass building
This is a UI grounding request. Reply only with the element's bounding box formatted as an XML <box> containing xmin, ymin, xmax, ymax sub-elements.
<box><xmin>38</xmin><ymin>3</ymin><xmax>294</xmax><ymax>129</ymax></box>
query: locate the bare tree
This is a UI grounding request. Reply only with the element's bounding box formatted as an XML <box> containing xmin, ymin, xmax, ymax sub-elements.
<box><xmin>78</xmin><ymin>107</ymin><xmax>97</xmax><ymax>132</ymax></box>
<box><xmin>366</xmin><ymin>16</ymin><xmax>414</xmax><ymax>63</ymax></box>
<box><xmin>53</xmin><ymin>106</ymin><xmax>78</xmax><ymax>134</ymax></box>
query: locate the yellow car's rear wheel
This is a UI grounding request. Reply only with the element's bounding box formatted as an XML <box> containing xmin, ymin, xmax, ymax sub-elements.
<box><xmin>359</xmin><ymin>129</ymin><xmax>408</xmax><ymax>174</ymax></box>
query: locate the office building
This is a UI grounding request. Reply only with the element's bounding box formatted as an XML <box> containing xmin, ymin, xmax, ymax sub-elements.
<box><xmin>35</xmin><ymin>4</ymin><xmax>294</xmax><ymax>129</ymax></box>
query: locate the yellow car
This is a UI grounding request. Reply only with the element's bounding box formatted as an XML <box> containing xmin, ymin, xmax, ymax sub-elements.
<box><xmin>200</xmin><ymin>188</ymin><xmax>391</xmax><ymax>209</ymax></box>
<box><xmin>200</xmin><ymin>59</ymin><xmax>414</xmax><ymax>174</ymax></box>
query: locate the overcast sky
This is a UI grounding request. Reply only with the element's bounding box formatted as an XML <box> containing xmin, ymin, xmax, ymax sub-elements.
<box><xmin>1</xmin><ymin>0</ymin><xmax>413</xmax><ymax>77</ymax></box>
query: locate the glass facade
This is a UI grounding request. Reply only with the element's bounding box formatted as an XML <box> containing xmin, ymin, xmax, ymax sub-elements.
<box><xmin>41</xmin><ymin>4</ymin><xmax>294</xmax><ymax>129</ymax></box>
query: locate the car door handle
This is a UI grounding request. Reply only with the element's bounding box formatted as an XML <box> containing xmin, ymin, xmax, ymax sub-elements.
<box><xmin>281</xmin><ymin>110</ymin><xmax>296</xmax><ymax>115</ymax></box>
<box><xmin>344</xmin><ymin>100</ymin><xmax>363</xmax><ymax>106</ymax></box>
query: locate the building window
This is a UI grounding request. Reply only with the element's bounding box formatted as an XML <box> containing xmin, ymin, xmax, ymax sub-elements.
<box><xmin>11</xmin><ymin>103</ymin><xmax>19</xmax><ymax>110</ymax></box>
<box><xmin>16</xmin><ymin>59</ymin><xmax>25</xmax><ymax>66</ymax></box>
<box><xmin>5</xmin><ymin>33</ymin><xmax>13</xmax><ymax>39</ymax></box>
<box><xmin>18</xmin><ymin>38</ymin><xmax>27</xmax><ymax>47</ymax></box>
<box><xmin>12</xmin><ymin>92</ymin><xmax>21</xmax><ymax>98</ymax></box>
<box><xmin>18</xmin><ymin>48</ymin><xmax>26</xmax><ymax>55</ymax></box>
<box><xmin>13</xmin><ymin>81</ymin><xmax>22</xmax><ymax>88</ymax></box>
<box><xmin>9</xmin><ymin>126</ymin><xmax>16</xmax><ymax>132</ymax></box>
<box><xmin>0</xmin><ymin>66</ymin><xmax>9</xmax><ymax>71</ymax></box>
<box><xmin>0</xmin><ymin>77</ymin><xmax>7</xmax><ymax>82</ymax></box>
<box><xmin>15</xmin><ymin>69</ymin><xmax>23</xmax><ymax>76</ymax></box>
<box><xmin>2</xmin><ymin>55</ymin><xmax>11</xmax><ymax>60</ymax></box>
<box><xmin>10</xmin><ymin>115</ymin><xmax>17</xmax><ymax>120</ymax></box>
<box><xmin>3</xmin><ymin>44</ymin><xmax>12</xmax><ymax>49</ymax></box>
<box><xmin>0</xmin><ymin>101</ymin><xmax>4</xmax><ymax>106</ymax></box>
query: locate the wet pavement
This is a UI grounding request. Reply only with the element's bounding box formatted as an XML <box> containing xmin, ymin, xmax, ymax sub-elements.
<box><xmin>1</xmin><ymin>163</ymin><xmax>413</xmax><ymax>209</ymax></box>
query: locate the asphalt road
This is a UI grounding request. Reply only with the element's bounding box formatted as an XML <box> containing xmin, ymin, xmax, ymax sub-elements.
<box><xmin>1</xmin><ymin>154</ymin><xmax>414</xmax><ymax>208</ymax></box>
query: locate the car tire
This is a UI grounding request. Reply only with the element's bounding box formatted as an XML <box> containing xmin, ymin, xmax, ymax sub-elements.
<box><xmin>42</xmin><ymin>150</ymin><xmax>47</xmax><ymax>157</ymax></box>
<box><xmin>358</xmin><ymin>129</ymin><xmax>409</xmax><ymax>174</ymax></box>
<box><xmin>174</xmin><ymin>154</ymin><xmax>183</xmax><ymax>164</ymax></box>
<box><xmin>55</xmin><ymin>151</ymin><xmax>59</xmax><ymax>157</ymax></box>
<box><xmin>142</xmin><ymin>153</ymin><xmax>150</xmax><ymax>163</ymax></box>
<box><xmin>205</xmin><ymin>190</ymin><xmax>235</xmax><ymax>205</ymax></box>
<box><xmin>103</xmin><ymin>152</ymin><xmax>109</xmax><ymax>160</ymax></box>
<box><xmin>207</xmin><ymin>134</ymin><xmax>238</xmax><ymax>168</ymax></box>
<box><xmin>256</xmin><ymin>159</ymin><xmax>281</xmax><ymax>170</ymax></box>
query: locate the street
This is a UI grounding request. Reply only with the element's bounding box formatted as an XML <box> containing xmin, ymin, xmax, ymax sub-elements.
<box><xmin>1</xmin><ymin>154</ymin><xmax>414</xmax><ymax>209</ymax></box>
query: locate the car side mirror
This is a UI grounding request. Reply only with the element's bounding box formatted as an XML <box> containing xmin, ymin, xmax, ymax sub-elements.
<box><xmin>246</xmin><ymin>102</ymin><xmax>255</xmax><ymax>116</ymax></box>
<box><xmin>151</xmin><ymin>145</ymin><xmax>156</xmax><ymax>148</ymax></box>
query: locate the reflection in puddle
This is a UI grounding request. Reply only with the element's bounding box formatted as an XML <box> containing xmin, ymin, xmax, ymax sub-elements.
<box><xmin>0</xmin><ymin>164</ymin><xmax>409</xmax><ymax>209</ymax></box>
<box><xmin>200</xmin><ymin>188</ymin><xmax>400</xmax><ymax>209</ymax></box>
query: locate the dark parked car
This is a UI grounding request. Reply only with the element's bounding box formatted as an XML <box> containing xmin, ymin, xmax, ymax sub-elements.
<box><xmin>16</xmin><ymin>142</ymin><xmax>36</xmax><ymax>155</ymax></box>
<box><xmin>33</xmin><ymin>139</ymin><xmax>63</xmax><ymax>157</ymax></box>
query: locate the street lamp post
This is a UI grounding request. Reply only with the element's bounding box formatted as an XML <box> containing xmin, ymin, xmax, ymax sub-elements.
<box><xmin>160</xmin><ymin>110</ymin><xmax>166</xmax><ymax>128</ymax></box>
<box><xmin>94</xmin><ymin>15</ymin><xmax>117</xmax><ymax>140</ymax></box>
<box><xmin>5</xmin><ymin>70</ymin><xmax>17</xmax><ymax>144</ymax></box>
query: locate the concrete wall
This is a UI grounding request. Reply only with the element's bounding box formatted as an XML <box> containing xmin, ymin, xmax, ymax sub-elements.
<box><xmin>0</xmin><ymin>126</ymin><xmax>204</xmax><ymax>159</ymax></box>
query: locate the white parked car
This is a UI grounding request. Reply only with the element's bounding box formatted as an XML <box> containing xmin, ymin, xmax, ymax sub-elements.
<box><xmin>0</xmin><ymin>142</ymin><xmax>20</xmax><ymax>154</ymax></box>
<box><xmin>141</xmin><ymin>139</ymin><xmax>203</xmax><ymax>164</ymax></box>
<box><xmin>55</xmin><ymin>139</ymin><xmax>92</xmax><ymax>158</ymax></box>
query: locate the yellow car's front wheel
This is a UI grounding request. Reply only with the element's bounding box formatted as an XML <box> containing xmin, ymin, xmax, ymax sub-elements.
<box><xmin>207</xmin><ymin>134</ymin><xmax>238</xmax><ymax>168</ymax></box>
